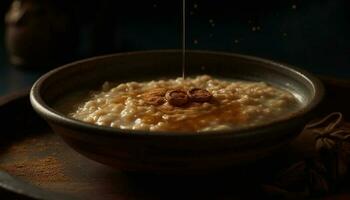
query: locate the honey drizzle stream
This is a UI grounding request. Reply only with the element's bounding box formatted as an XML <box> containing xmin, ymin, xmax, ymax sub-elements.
<box><xmin>182</xmin><ymin>0</ymin><xmax>186</xmax><ymax>79</ymax></box>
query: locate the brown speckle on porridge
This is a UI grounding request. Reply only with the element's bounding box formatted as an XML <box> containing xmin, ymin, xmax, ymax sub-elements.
<box><xmin>65</xmin><ymin>75</ymin><xmax>299</xmax><ymax>132</ymax></box>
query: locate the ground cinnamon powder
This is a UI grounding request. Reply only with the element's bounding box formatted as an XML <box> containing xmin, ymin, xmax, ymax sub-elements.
<box><xmin>1</xmin><ymin>156</ymin><xmax>69</xmax><ymax>186</ymax></box>
<box><xmin>0</xmin><ymin>134</ymin><xmax>70</xmax><ymax>186</ymax></box>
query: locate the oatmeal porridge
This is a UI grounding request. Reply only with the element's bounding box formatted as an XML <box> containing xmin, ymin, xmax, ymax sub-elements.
<box><xmin>64</xmin><ymin>75</ymin><xmax>299</xmax><ymax>132</ymax></box>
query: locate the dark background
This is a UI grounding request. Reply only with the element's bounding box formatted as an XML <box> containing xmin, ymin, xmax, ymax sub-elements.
<box><xmin>0</xmin><ymin>0</ymin><xmax>349</xmax><ymax>95</ymax></box>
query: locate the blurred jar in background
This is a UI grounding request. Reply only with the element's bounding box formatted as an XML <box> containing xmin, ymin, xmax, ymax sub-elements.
<box><xmin>4</xmin><ymin>0</ymin><xmax>78</xmax><ymax>70</ymax></box>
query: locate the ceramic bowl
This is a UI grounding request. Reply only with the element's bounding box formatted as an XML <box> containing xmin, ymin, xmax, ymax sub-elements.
<box><xmin>30</xmin><ymin>50</ymin><xmax>324</xmax><ymax>173</ymax></box>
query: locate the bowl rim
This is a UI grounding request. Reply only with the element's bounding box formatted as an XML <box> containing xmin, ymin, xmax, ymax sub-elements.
<box><xmin>30</xmin><ymin>49</ymin><xmax>325</xmax><ymax>138</ymax></box>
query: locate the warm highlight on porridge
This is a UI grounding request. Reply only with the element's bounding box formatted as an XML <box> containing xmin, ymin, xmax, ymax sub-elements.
<box><xmin>68</xmin><ymin>75</ymin><xmax>299</xmax><ymax>132</ymax></box>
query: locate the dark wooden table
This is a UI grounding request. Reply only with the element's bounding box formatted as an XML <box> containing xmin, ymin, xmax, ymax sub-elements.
<box><xmin>0</xmin><ymin>76</ymin><xmax>349</xmax><ymax>200</ymax></box>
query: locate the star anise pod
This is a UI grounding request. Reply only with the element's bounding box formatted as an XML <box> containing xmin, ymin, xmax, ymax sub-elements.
<box><xmin>263</xmin><ymin>159</ymin><xmax>329</xmax><ymax>198</ymax></box>
<box><xmin>274</xmin><ymin>161</ymin><xmax>306</xmax><ymax>191</ymax></box>
<box><xmin>308</xmin><ymin>169</ymin><xmax>329</xmax><ymax>196</ymax></box>
<box><xmin>315</xmin><ymin>137</ymin><xmax>336</xmax><ymax>152</ymax></box>
<box><xmin>305</xmin><ymin>112</ymin><xmax>350</xmax><ymax>188</ymax></box>
<box><xmin>305</xmin><ymin>112</ymin><xmax>343</xmax><ymax>152</ymax></box>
